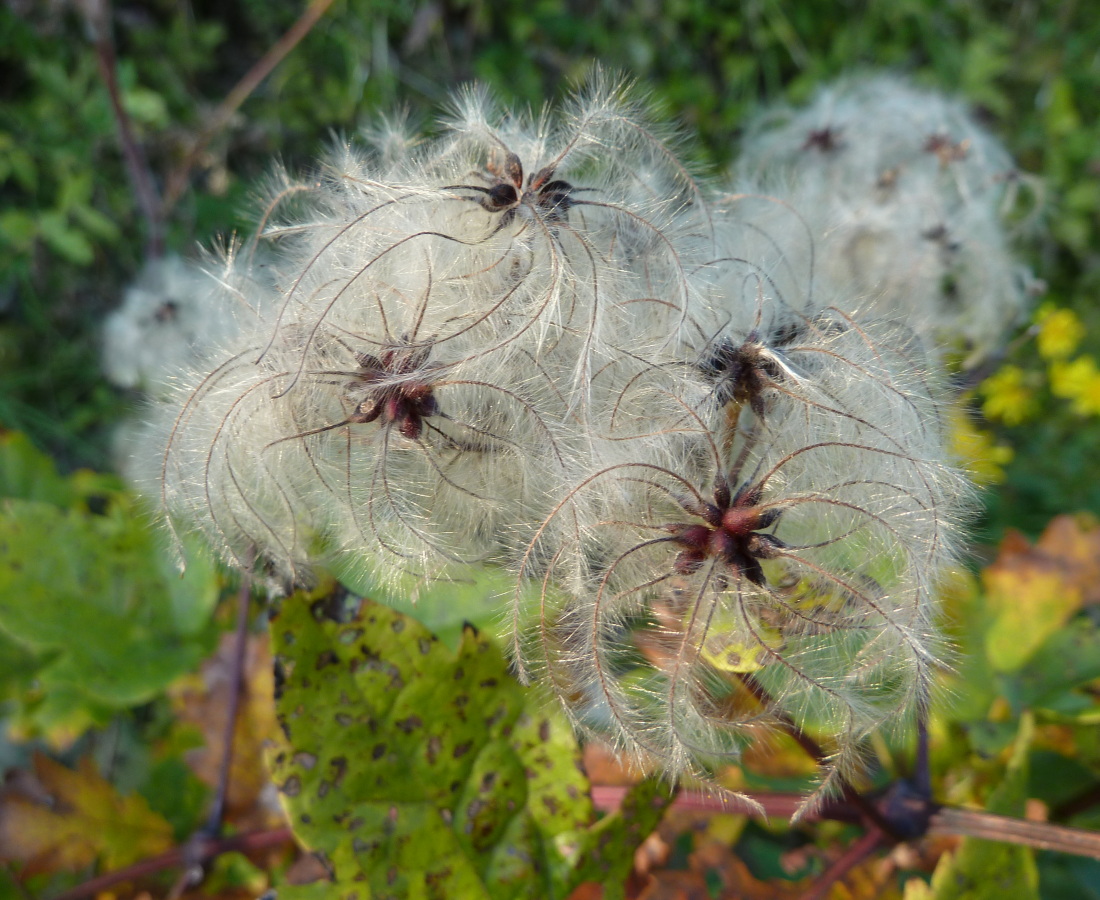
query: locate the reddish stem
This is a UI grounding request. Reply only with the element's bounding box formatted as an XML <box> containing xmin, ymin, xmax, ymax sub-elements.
<box><xmin>800</xmin><ymin>829</ymin><xmax>886</xmax><ymax>900</ymax></box>
<box><xmin>590</xmin><ymin>785</ymin><xmax>861</xmax><ymax>824</ymax></box>
<box><xmin>85</xmin><ymin>0</ymin><xmax>164</xmax><ymax>257</ymax></box>
<box><xmin>205</xmin><ymin>572</ymin><xmax>254</xmax><ymax>835</ymax></box>
<box><xmin>48</xmin><ymin>829</ymin><xmax>294</xmax><ymax>900</ymax></box>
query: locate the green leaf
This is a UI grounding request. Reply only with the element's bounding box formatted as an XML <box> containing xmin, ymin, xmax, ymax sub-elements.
<box><xmin>36</xmin><ymin>209</ymin><xmax>93</xmax><ymax>266</ymax></box>
<box><xmin>335</xmin><ymin>562</ymin><xmax>517</xmax><ymax>651</ymax></box>
<box><xmin>981</xmin><ymin>532</ymin><xmax>1082</xmax><ymax>673</ymax></box>
<box><xmin>0</xmin><ymin>498</ymin><xmax>219</xmax><ymax>730</ymax></box>
<box><xmin>0</xmin><ymin>430</ymin><xmax>76</xmax><ymax>506</ymax></box>
<box><xmin>268</xmin><ymin>587</ymin><xmax>597</xmax><ymax>900</ymax></box>
<box><xmin>1007</xmin><ymin>614</ymin><xmax>1100</xmax><ymax>710</ymax></box>
<box><xmin>267</xmin><ymin>586</ymin><xmax>671</xmax><ymax>897</ymax></box>
<box><xmin>926</xmin><ymin>713</ymin><xmax>1039</xmax><ymax>900</ymax></box>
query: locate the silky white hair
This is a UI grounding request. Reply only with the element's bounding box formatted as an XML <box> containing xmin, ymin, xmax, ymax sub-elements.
<box><xmin>128</xmin><ymin>73</ymin><xmax>984</xmax><ymax>816</ymax></box>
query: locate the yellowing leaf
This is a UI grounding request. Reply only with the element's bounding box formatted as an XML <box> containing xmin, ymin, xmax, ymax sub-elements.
<box><xmin>982</xmin><ymin>522</ymin><xmax>1090</xmax><ymax>672</ymax></box>
<box><xmin>0</xmin><ymin>753</ymin><xmax>173</xmax><ymax>876</ymax></box>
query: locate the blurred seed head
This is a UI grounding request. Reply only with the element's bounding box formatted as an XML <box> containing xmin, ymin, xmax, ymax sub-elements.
<box><xmin>733</xmin><ymin>74</ymin><xmax>1040</xmax><ymax>365</ymax></box>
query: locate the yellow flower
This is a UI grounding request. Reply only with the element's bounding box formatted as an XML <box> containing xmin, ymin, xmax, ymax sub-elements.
<box><xmin>949</xmin><ymin>406</ymin><xmax>1012</xmax><ymax>484</ymax></box>
<box><xmin>1051</xmin><ymin>356</ymin><xmax>1100</xmax><ymax>416</ymax></box>
<box><xmin>980</xmin><ymin>365</ymin><xmax>1038</xmax><ymax>426</ymax></box>
<box><xmin>1036</xmin><ymin>305</ymin><xmax>1086</xmax><ymax>360</ymax></box>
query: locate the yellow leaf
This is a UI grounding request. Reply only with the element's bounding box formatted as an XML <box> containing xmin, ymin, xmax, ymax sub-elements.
<box><xmin>981</xmin><ymin>518</ymin><xmax>1100</xmax><ymax>672</ymax></box>
<box><xmin>0</xmin><ymin>753</ymin><xmax>173</xmax><ymax>876</ymax></box>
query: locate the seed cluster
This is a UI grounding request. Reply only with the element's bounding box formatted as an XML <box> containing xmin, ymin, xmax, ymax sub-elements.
<box><xmin>121</xmin><ymin>74</ymin><xmax>1032</xmax><ymax>814</ymax></box>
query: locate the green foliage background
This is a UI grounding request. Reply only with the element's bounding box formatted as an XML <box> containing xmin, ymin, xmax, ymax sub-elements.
<box><xmin>2</xmin><ymin>1</ymin><xmax>1100</xmax><ymax>898</ymax></box>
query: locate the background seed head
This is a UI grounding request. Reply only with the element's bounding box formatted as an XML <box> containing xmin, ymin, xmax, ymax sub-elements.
<box><xmin>733</xmin><ymin>73</ymin><xmax>1039</xmax><ymax>365</ymax></box>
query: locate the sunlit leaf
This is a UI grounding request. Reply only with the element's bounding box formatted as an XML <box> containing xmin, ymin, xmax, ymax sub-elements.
<box><xmin>267</xmin><ymin>585</ymin><xmax>673</xmax><ymax>899</ymax></box>
<box><xmin>267</xmin><ymin>586</ymin><xmax>597</xmax><ymax>899</ymax></box>
<box><xmin>982</xmin><ymin>524</ymin><xmax>1087</xmax><ymax>672</ymax></box>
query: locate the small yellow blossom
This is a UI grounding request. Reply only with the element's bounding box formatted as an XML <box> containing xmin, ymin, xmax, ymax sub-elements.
<box><xmin>1036</xmin><ymin>305</ymin><xmax>1086</xmax><ymax>360</ymax></box>
<box><xmin>1051</xmin><ymin>356</ymin><xmax>1100</xmax><ymax>416</ymax></box>
<box><xmin>980</xmin><ymin>365</ymin><xmax>1038</xmax><ymax>426</ymax></box>
<box><xmin>948</xmin><ymin>406</ymin><xmax>1012</xmax><ymax>484</ymax></box>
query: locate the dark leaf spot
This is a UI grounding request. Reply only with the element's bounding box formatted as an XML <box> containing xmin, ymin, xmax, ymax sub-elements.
<box><xmin>396</xmin><ymin>715</ymin><xmax>423</xmax><ymax>733</ymax></box>
<box><xmin>293</xmin><ymin>752</ymin><xmax>318</xmax><ymax>770</ymax></box>
<box><xmin>453</xmin><ymin>741</ymin><xmax>473</xmax><ymax>759</ymax></box>
<box><xmin>330</xmin><ymin>756</ymin><xmax>348</xmax><ymax>786</ymax></box>
<box><xmin>280</xmin><ymin>775</ymin><xmax>302</xmax><ymax>797</ymax></box>
<box><xmin>372</xmin><ymin>743</ymin><xmax>387</xmax><ymax>760</ymax></box>
<box><xmin>273</xmin><ymin>661</ymin><xmax>286</xmax><ymax>700</ymax></box>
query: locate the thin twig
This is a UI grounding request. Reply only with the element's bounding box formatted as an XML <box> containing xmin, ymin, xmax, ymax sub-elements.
<box><xmin>205</xmin><ymin>571</ymin><xmax>254</xmax><ymax>834</ymax></box>
<box><xmin>930</xmin><ymin>807</ymin><xmax>1100</xmax><ymax>860</ymax></box>
<box><xmin>84</xmin><ymin>0</ymin><xmax>164</xmax><ymax>257</ymax></box>
<box><xmin>913</xmin><ymin>708</ymin><xmax>931</xmax><ymax>799</ymax></box>
<box><xmin>47</xmin><ymin>829</ymin><xmax>294</xmax><ymax>900</ymax></box>
<box><xmin>735</xmin><ymin>673</ymin><xmax>900</xmax><ymax>838</ymax></box>
<box><xmin>800</xmin><ymin>829</ymin><xmax>886</xmax><ymax>900</ymax></box>
<box><xmin>160</xmin><ymin>0</ymin><xmax>336</xmax><ymax>216</ymax></box>
<box><xmin>734</xmin><ymin>672</ymin><xmax>826</xmax><ymax>762</ymax></box>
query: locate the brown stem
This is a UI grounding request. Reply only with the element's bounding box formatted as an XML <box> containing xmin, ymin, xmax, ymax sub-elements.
<box><xmin>205</xmin><ymin>571</ymin><xmax>254</xmax><ymax>834</ymax></box>
<box><xmin>48</xmin><ymin>828</ymin><xmax>294</xmax><ymax>900</ymax></box>
<box><xmin>734</xmin><ymin>672</ymin><xmax>826</xmax><ymax>762</ymax></box>
<box><xmin>913</xmin><ymin>707</ymin><xmax>931</xmax><ymax>799</ymax></box>
<box><xmin>800</xmin><ymin>829</ymin><xmax>886</xmax><ymax>900</ymax></box>
<box><xmin>930</xmin><ymin>807</ymin><xmax>1100</xmax><ymax>860</ymax></box>
<box><xmin>735</xmin><ymin>673</ymin><xmax>900</xmax><ymax>838</ymax></box>
<box><xmin>160</xmin><ymin>0</ymin><xmax>336</xmax><ymax>216</ymax></box>
<box><xmin>84</xmin><ymin>0</ymin><xmax>164</xmax><ymax>257</ymax></box>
